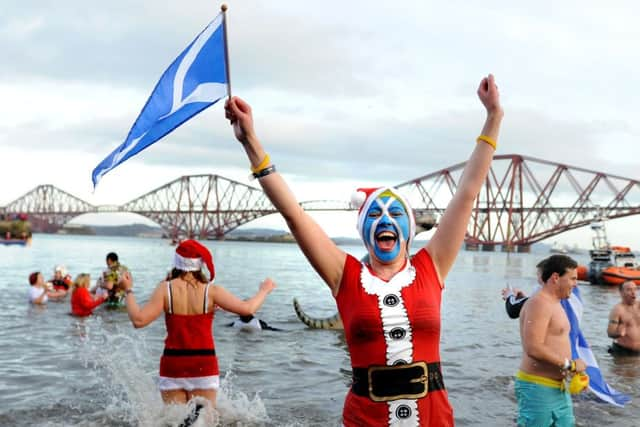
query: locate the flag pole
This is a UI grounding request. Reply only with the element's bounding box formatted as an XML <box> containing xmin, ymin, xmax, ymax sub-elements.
<box><xmin>221</xmin><ymin>3</ymin><xmax>232</xmax><ymax>98</ymax></box>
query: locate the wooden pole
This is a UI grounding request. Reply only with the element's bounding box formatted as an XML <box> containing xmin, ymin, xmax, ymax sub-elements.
<box><xmin>221</xmin><ymin>4</ymin><xmax>232</xmax><ymax>98</ymax></box>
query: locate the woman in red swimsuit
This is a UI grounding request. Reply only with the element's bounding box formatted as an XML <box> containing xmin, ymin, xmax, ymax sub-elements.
<box><xmin>120</xmin><ymin>239</ymin><xmax>275</xmax><ymax>408</ymax></box>
<box><xmin>225</xmin><ymin>74</ymin><xmax>503</xmax><ymax>426</ymax></box>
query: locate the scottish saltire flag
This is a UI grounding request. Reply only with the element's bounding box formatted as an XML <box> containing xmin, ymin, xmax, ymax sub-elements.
<box><xmin>92</xmin><ymin>12</ymin><xmax>228</xmax><ymax>188</ymax></box>
<box><xmin>562</xmin><ymin>287</ymin><xmax>631</xmax><ymax>407</ymax></box>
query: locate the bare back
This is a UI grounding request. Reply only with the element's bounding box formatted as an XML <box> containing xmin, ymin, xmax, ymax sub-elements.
<box><xmin>519</xmin><ymin>292</ymin><xmax>571</xmax><ymax>380</ymax></box>
<box><xmin>164</xmin><ymin>278</ymin><xmax>214</xmax><ymax>315</ymax></box>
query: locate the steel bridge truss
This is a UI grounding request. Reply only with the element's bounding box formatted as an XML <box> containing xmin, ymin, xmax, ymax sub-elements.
<box><xmin>3</xmin><ymin>184</ymin><xmax>96</xmax><ymax>233</ymax></box>
<box><xmin>121</xmin><ymin>174</ymin><xmax>349</xmax><ymax>240</ymax></box>
<box><xmin>3</xmin><ymin>155</ymin><xmax>640</xmax><ymax>246</ymax></box>
<box><xmin>122</xmin><ymin>174</ymin><xmax>275</xmax><ymax>240</ymax></box>
<box><xmin>397</xmin><ymin>154</ymin><xmax>640</xmax><ymax>250</ymax></box>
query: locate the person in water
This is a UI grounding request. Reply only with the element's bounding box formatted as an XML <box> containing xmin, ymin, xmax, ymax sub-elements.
<box><xmin>120</xmin><ymin>239</ymin><xmax>276</xmax><ymax>408</ymax></box>
<box><xmin>225</xmin><ymin>74</ymin><xmax>503</xmax><ymax>426</ymax></box>
<box><xmin>93</xmin><ymin>252</ymin><xmax>129</xmax><ymax>305</ymax></box>
<box><xmin>516</xmin><ymin>255</ymin><xmax>586</xmax><ymax>427</ymax></box>
<box><xmin>227</xmin><ymin>314</ymin><xmax>282</xmax><ymax>331</ymax></box>
<box><xmin>71</xmin><ymin>273</ymin><xmax>108</xmax><ymax>316</ymax></box>
<box><xmin>28</xmin><ymin>271</ymin><xmax>66</xmax><ymax>304</ymax></box>
<box><xmin>50</xmin><ymin>265</ymin><xmax>73</xmax><ymax>292</ymax></box>
<box><xmin>607</xmin><ymin>280</ymin><xmax>640</xmax><ymax>356</ymax></box>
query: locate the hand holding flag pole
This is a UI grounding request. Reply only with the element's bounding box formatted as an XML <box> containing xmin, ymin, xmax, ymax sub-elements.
<box><xmin>92</xmin><ymin>5</ymin><xmax>231</xmax><ymax>189</ymax></box>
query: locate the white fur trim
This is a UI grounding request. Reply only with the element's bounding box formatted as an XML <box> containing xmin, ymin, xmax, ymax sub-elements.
<box><xmin>174</xmin><ymin>252</ymin><xmax>203</xmax><ymax>271</ymax></box>
<box><xmin>388</xmin><ymin>400</ymin><xmax>419</xmax><ymax>425</ymax></box>
<box><xmin>360</xmin><ymin>261</ymin><xmax>420</xmax><ymax>426</ymax></box>
<box><xmin>360</xmin><ymin>259</ymin><xmax>416</xmax><ymax>296</ymax></box>
<box><xmin>356</xmin><ymin>187</ymin><xmax>416</xmax><ymax>248</ymax></box>
<box><xmin>350</xmin><ymin>190</ymin><xmax>367</xmax><ymax>209</ymax></box>
<box><xmin>157</xmin><ymin>375</ymin><xmax>219</xmax><ymax>391</ymax></box>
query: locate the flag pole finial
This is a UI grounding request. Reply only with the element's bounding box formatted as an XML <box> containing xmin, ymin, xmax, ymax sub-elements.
<box><xmin>221</xmin><ymin>4</ymin><xmax>227</xmax><ymax>12</ymax></box>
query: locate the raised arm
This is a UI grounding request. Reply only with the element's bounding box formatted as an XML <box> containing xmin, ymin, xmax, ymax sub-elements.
<box><xmin>225</xmin><ymin>98</ymin><xmax>346</xmax><ymax>295</ymax></box>
<box><xmin>212</xmin><ymin>278</ymin><xmax>275</xmax><ymax>316</ymax></box>
<box><xmin>426</xmin><ymin>74</ymin><xmax>504</xmax><ymax>281</ymax></box>
<box><xmin>121</xmin><ymin>272</ymin><xmax>165</xmax><ymax>329</ymax></box>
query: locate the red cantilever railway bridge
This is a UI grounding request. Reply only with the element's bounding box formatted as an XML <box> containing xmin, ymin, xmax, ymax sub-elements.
<box><xmin>2</xmin><ymin>154</ymin><xmax>640</xmax><ymax>252</ymax></box>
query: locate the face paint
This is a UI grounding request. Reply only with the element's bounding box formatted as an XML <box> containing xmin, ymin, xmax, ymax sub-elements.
<box><xmin>362</xmin><ymin>194</ymin><xmax>411</xmax><ymax>263</ymax></box>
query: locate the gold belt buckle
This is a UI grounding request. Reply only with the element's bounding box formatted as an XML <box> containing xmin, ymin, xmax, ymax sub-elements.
<box><xmin>367</xmin><ymin>361</ymin><xmax>429</xmax><ymax>402</ymax></box>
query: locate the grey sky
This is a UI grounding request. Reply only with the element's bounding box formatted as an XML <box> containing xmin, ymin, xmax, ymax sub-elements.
<box><xmin>1</xmin><ymin>0</ymin><xmax>639</xmax><ymax>242</ymax></box>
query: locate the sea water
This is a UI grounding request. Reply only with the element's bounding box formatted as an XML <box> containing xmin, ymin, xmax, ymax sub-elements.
<box><xmin>0</xmin><ymin>234</ymin><xmax>638</xmax><ymax>426</ymax></box>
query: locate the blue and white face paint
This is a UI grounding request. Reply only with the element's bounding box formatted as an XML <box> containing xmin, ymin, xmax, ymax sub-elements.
<box><xmin>355</xmin><ymin>188</ymin><xmax>416</xmax><ymax>264</ymax></box>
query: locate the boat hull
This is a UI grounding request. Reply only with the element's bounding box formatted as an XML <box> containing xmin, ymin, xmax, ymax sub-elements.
<box><xmin>600</xmin><ymin>267</ymin><xmax>640</xmax><ymax>286</ymax></box>
<box><xmin>0</xmin><ymin>239</ymin><xmax>28</xmax><ymax>246</ymax></box>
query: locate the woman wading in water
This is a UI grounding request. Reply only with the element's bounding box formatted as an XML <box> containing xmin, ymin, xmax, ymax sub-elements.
<box><xmin>121</xmin><ymin>239</ymin><xmax>275</xmax><ymax>411</ymax></box>
<box><xmin>225</xmin><ymin>74</ymin><xmax>503</xmax><ymax>426</ymax></box>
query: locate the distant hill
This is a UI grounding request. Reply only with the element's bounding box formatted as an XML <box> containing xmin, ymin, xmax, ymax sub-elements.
<box><xmin>228</xmin><ymin>228</ymin><xmax>289</xmax><ymax>238</ymax></box>
<box><xmin>59</xmin><ymin>223</ymin><xmax>163</xmax><ymax>238</ymax></box>
<box><xmin>55</xmin><ymin>224</ymin><xmax>571</xmax><ymax>253</ymax></box>
<box><xmin>227</xmin><ymin>228</ymin><xmax>295</xmax><ymax>243</ymax></box>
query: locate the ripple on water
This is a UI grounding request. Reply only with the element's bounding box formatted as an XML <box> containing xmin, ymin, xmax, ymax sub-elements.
<box><xmin>2</xmin><ymin>237</ymin><xmax>640</xmax><ymax>426</ymax></box>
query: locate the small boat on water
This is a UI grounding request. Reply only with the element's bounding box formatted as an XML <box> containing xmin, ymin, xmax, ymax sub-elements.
<box><xmin>577</xmin><ymin>246</ymin><xmax>640</xmax><ymax>286</ymax></box>
<box><xmin>0</xmin><ymin>238</ymin><xmax>30</xmax><ymax>246</ymax></box>
<box><xmin>576</xmin><ymin>220</ymin><xmax>640</xmax><ymax>286</ymax></box>
<box><xmin>0</xmin><ymin>213</ymin><xmax>32</xmax><ymax>246</ymax></box>
<box><xmin>550</xmin><ymin>242</ymin><xmax>580</xmax><ymax>255</ymax></box>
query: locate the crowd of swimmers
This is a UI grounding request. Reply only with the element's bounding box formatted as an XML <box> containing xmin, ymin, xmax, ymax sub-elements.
<box><xmin>27</xmin><ymin>252</ymin><xmax>131</xmax><ymax>316</ymax></box>
<box><xmin>23</xmin><ymin>76</ymin><xmax>640</xmax><ymax>426</ymax></box>
<box><xmin>27</xmin><ymin>251</ymin><xmax>279</xmax><ymax>329</ymax></box>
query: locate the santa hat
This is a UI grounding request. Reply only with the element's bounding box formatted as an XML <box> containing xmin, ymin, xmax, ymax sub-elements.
<box><xmin>350</xmin><ymin>187</ymin><xmax>416</xmax><ymax>246</ymax></box>
<box><xmin>173</xmin><ymin>239</ymin><xmax>215</xmax><ymax>281</ymax></box>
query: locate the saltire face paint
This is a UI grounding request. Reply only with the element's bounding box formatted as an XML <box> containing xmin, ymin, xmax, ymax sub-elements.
<box><xmin>362</xmin><ymin>190</ymin><xmax>412</xmax><ymax>263</ymax></box>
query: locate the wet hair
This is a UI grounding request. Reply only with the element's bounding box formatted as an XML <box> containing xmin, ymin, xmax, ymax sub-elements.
<box><xmin>619</xmin><ymin>280</ymin><xmax>636</xmax><ymax>293</ymax></box>
<box><xmin>541</xmin><ymin>255</ymin><xmax>578</xmax><ymax>283</ymax></box>
<box><xmin>170</xmin><ymin>268</ymin><xmax>207</xmax><ymax>284</ymax></box>
<box><xmin>28</xmin><ymin>272</ymin><xmax>40</xmax><ymax>285</ymax></box>
<box><xmin>239</xmin><ymin>314</ymin><xmax>255</xmax><ymax>323</ymax></box>
<box><xmin>74</xmin><ymin>273</ymin><xmax>91</xmax><ymax>288</ymax></box>
<box><xmin>106</xmin><ymin>252</ymin><xmax>119</xmax><ymax>263</ymax></box>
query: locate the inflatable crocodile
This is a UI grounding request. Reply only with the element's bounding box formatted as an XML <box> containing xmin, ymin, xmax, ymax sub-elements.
<box><xmin>293</xmin><ymin>298</ymin><xmax>343</xmax><ymax>330</ymax></box>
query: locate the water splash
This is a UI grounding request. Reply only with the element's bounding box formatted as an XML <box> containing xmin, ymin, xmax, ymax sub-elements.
<box><xmin>77</xmin><ymin>321</ymin><xmax>272</xmax><ymax>426</ymax></box>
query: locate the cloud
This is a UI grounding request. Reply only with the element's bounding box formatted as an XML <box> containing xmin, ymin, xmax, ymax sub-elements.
<box><xmin>2</xmin><ymin>0</ymin><xmax>640</xmax><ymax>244</ymax></box>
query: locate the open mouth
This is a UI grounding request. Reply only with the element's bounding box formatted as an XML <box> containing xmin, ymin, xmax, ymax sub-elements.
<box><xmin>375</xmin><ymin>231</ymin><xmax>397</xmax><ymax>251</ymax></box>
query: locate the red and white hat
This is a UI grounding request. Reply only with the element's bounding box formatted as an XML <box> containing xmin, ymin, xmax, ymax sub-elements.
<box><xmin>173</xmin><ymin>239</ymin><xmax>215</xmax><ymax>281</ymax></box>
<box><xmin>350</xmin><ymin>187</ymin><xmax>416</xmax><ymax>246</ymax></box>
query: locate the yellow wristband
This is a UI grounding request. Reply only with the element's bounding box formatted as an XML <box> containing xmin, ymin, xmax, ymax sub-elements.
<box><xmin>477</xmin><ymin>135</ymin><xmax>497</xmax><ymax>150</ymax></box>
<box><xmin>251</xmin><ymin>154</ymin><xmax>271</xmax><ymax>173</ymax></box>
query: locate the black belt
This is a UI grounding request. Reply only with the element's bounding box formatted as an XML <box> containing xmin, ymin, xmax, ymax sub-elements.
<box><xmin>352</xmin><ymin>361</ymin><xmax>445</xmax><ymax>402</ymax></box>
<box><xmin>163</xmin><ymin>348</ymin><xmax>216</xmax><ymax>357</ymax></box>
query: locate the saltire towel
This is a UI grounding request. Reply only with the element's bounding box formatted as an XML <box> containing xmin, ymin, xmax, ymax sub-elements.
<box><xmin>92</xmin><ymin>12</ymin><xmax>228</xmax><ymax>188</ymax></box>
<box><xmin>562</xmin><ymin>287</ymin><xmax>631</xmax><ymax>407</ymax></box>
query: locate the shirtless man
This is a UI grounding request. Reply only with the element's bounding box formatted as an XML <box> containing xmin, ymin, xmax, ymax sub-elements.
<box><xmin>516</xmin><ymin>254</ymin><xmax>586</xmax><ymax>427</ymax></box>
<box><xmin>607</xmin><ymin>280</ymin><xmax>640</xmax><ymax>355</ymax></box>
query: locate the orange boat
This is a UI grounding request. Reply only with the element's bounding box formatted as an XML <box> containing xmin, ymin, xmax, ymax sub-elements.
<box><xmin>577</xmin><ymin>246</ymin><xmax>640</xmax><ymax>286</ymax></box>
